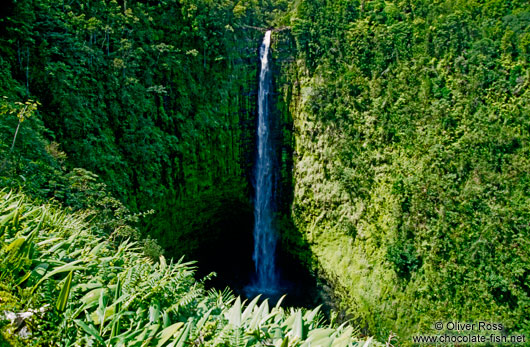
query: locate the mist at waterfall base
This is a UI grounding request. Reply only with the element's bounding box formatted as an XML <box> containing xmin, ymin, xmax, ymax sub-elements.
<box><xmin>192</xmin><ymin>31</ymin><xmax>325</xmax><ymax>309</ymax></box>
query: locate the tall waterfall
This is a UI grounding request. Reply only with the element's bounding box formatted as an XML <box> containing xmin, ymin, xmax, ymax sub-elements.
<box><xmin>252</xmin><ymin>30</ymin><xmax>278</xmax><ymax>291</ymax></box>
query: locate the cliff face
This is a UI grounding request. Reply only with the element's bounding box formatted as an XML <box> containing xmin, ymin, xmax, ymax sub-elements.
<box><xmin>0</xmin><ymin>0</ymin><xmax>268</xmax><ymax>259</ymax></box>
<box><xmin>273</xmin><ymin>0</ymin><xmax>530</xmax><ymax>340</ymax></box>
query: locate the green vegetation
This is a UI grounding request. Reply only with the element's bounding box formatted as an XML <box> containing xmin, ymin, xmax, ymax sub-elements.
<box><xmin>1</xmin><ymin>0</ymin><xmax>529</xmax><ymax>345</ymax></box>
<box><xmin>0</xmin><ymin>0</ymin><xmax>266</xmax><ymax>258</ymax></box>
<box><xmin>274</xmin><ymin>0</ymin><xmax>530</xmax><ymax>342</ymax></box>
<box><xmin>0</xmin><ymin>190</ymin><xmax>377</xmax><ymax>346</ymax></box>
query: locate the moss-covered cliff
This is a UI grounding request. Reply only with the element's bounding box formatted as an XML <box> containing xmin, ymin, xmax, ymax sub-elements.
<box><xmin>0</xmin><ymin>0</ymin><xmax>270</xmax><ymax>261</ymax></box>
<box><xmin>273</xmin><ymin>0</ymin><xmax>530</xmax><ymax>341</ymax></box>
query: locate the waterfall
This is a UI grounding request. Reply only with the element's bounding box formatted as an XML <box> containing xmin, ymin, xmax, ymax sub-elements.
<box><xmin>251</xmin><ymin>30</ymin><xmax>278</xmax><ymax>292</ymax></box>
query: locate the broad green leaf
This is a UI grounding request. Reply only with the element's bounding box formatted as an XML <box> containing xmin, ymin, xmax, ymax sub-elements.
<box><xmin>0</xmin><ymin>208</ymin><xmax>18</xmax><ymax>227</ymax></box>
<box><xmin>160</xmin><ymin>255</ymin><xmax>167</xmax><ymax>271</ymax></box>
<box><xmin>41</xmin><ymin>240</ymin><xmax>67</xmax><ymax>255</ymax></box>
<box><xmin>307</xmin><ymin>328</ymin><xmax>335</xmax><ymax>346</ymax></box>
<box><xmin>292</xmin><ymin>310</ymin><xmax>304</xmax><ymax>340</ymax></box>
<box><xmin>249</xmin><ymin>298</ymin><xmax>269</xmax><ymax>330</ymax></box>
<box><xmin>89</xmin><ymin>242</ymin><xmax>105</xmax><ymax>256</ymax></box>
<box><xmin>194</xmin><ymin>308</ymin><xmax>213</xmax><ymax>333</ymax></box>
<box><xmin>36</xmin><ymin>237</ymin><xmax>63</xmax><ymax>247</ymax></box>
<box><xmin>111</xmin><ymin>277</ymin><xmax>122</xmax><ymax>338</ymax></box>
<box><xmin>242</xmin><ymin>295</ymin><xmax>260</xmax><ymax>321</ymax></box>
<box><xmin>4</xmin><ymin>237</ymin><xmax>25</xmax><ymax>253</ymax></box>
<box><xmin>331</xmin><ymin>335</ymin><xmax>352</xmax><ymax>347</ymax></box>
<box><xmin>157</xmin><ymin>322</ymin><xmax>183</xmax><ymax>347</ymax></box>
<box><xmin>304</xmin><ymin>304</ymin><xmax>322</xmax><ymax>323</ymax></box>
<box><xmin>94</xmin><ymin>289</ymin><xmax>109</xmax><ymax>326</ymax></box>
<box><xmin>56</xmin><ymin>270</ymin><xmax>74</xmax><ymax>312</ymax></box>
<box><xmin>141</xmin><ymin>324</ymin><xmax>161</xmax><ymax>346</ymax></box>
<box><xmin>32</xmin><ymin>259</ymin><xmax>85</xmax><ymax>293</ymax></box>
<box><xmin>80</xmin><ymin>287</ymin><xmax>105</xmax><ymax>306</ymax></box>
<box><xmin>174</xmin><ymin>322</ymin><xmax>191</xmax><ymax>347</ymax></box>
<box><xmin>15</xmin><ymin>270</ymin><xmax>32</xmax><ymax>285</ymax></box>
<box><xmin>275</xmin><ymin>294</ymin><xmax>286</xmax><ymax>309</ymax></box>
<box><xmin>228</xmin><ymin>297</ymin><xmax>241</xmax><ymax>327</ymax></box>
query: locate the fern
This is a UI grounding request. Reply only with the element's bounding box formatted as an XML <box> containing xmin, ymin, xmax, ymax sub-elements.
<box><xmin>0</xmin><ymin>191</ymin><xmax>379</xmax><ymax>346</ymax></box>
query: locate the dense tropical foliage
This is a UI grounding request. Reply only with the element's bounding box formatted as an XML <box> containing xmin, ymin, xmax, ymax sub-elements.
<box><xmin>0</xmin><ymin>0</ymin><xmax>268</xmax><ymax>259</ymax></box>
<box><xmin>0</xmin><ymin>191</ymin><xmax>378</xmax><ymax>346</ymax></box>
<box><xmin>1</xmin><ymin>0</ymin><xmax>529</xmax><ymax>345</ymax></box>
<box><xmin>274</xmin><ymin>0</ymin><xmax>530</xmax><ymax>341</ymax></box>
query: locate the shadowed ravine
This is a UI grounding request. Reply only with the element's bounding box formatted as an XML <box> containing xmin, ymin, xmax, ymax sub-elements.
<box><xmin>193</xmin><ymin>31</ymin><xmax>326</xmax><ymax>309</ymax></box>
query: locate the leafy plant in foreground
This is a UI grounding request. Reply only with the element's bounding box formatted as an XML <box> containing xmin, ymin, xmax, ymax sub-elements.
<box><xmin>0</xmin><ymin>191</ymin><xmax>378</xmax><ymax>346</ymax></box>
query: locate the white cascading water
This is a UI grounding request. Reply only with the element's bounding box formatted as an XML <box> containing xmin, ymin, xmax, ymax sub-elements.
<box><xmin>251</xmin><ymin>30</ymin><xmax>278</xmax><ymax>292</ymax></box>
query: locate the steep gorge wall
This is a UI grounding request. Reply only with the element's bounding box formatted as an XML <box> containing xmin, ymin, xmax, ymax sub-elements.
<box><xmin>273</xmin><ymin>0</ymin><xmax>530</xmax><ymax>340</ymax></box>
<box><xmin>0</xmin><ymin>0</ymin><xmax>268</xmax><ymax>261</ymax></box>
